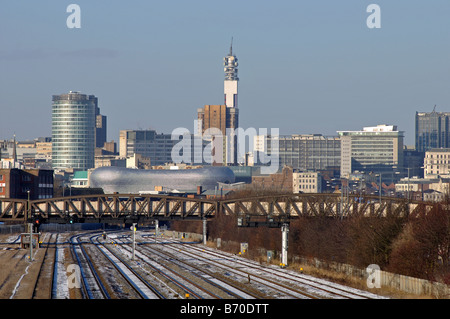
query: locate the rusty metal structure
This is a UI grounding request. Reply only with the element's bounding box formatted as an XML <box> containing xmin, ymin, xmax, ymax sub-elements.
<box><xmin>0</xmin><ymin>193</ymin><xmax>442</xmax><ymax>224</ymax></box>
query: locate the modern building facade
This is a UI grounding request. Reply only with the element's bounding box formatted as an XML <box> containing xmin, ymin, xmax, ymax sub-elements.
<box><xmin>415</xmin><ymin>110</ymin><xmax>450</xmax><ymax>152</ymax></box>
<box><xmin>119</xmin><ymin>130</ymin><xmax>175</xmax><ymax>166</ymax></box>
<box><xmin>403</xmin><ymin>147</ymin><xmax>425</xmax><ymax>179</ymax></box>
<box><xmin>278</xmin><ymin>135</ymin><xmax>340</xmax><ymax>173</ymax></box>
<box><xmin>89</xmin><ymin>166</ymin><xmax>235</xmax><ymax>193</ymax></box>
<box><xmin>120</xmin><ymin>129</ymin><xmax>214</xmax><ymax>166</ymax></box>
<box><xmin>95</xmin><ymin>112</ymin><xmax>107</xmax><ymax>148</ymax></box>
<box><xmin>258</xmin><ymin>134</ymin><xmax>340</xmax><ymax>174</ymax></box>
<box><xmin>338</xmin><ymin>125</ymin><xmax>404</xmax><ymax>178</ymax></box>
<box><xmin>52</xmin><ymin>92</ymin><xmax>101</xmax><ymax>170</ymax></box>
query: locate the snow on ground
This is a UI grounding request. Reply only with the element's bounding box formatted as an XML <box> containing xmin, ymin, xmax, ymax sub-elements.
<box><xmin>160</xmin><ymin>238</ymin><xmax>388</xmax><ymax>299</ymax></box>
<box><xmin>0</xmin><ymin>235</ymin><xmax>20</xmax><ymax>243</ymax></box>
<box><xmin>55</xmin><ymin>246</ymin><xmax>69</xmax><ymax>299</ymax></box>
<box><xmin>48</xmin><ymin>231</ymin><xmax>389</xmax><ymax>299</ymax></box>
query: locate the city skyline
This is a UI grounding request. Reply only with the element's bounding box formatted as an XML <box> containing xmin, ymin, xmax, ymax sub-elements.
<box><xmin>2</xmin><ymin>1</ymin><xmax>450</xmax><ymax>146</ymax></box>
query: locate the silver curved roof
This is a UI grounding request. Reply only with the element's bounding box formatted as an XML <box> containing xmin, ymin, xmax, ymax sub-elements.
<box><xmin>89</xmin><ymin>166</ymin><xmax>235</xmax><ymax>194</ymax></box>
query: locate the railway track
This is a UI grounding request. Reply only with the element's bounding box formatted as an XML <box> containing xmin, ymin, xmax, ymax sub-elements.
<box><xmin>32</xmin><ymin>233</ymin><xmax>58</xmax><ymax>299</ymax></box>
<box><xmin>157</xmin><ymin>237</ymin><xmax>386</xmax><ymax>299</ymax></box>
<box><xmin>1</xmin><ymin>229</ymin><xmax>389</xmax><ymax>299</ymax></box>
<box><xmin>69</xmin><ymin>233</ymin><xmax>111</xmax><ymax>299</ymax></box>
<box><xmin>90</xmin><ymin>234</ymin><xmax>164</xmax><ymax>299</ymax></box>
<box><xmin>112</xmin><ymin>235</ymin><xmax>260</xmax><ymax>299</ymax></box>
<box><xmin>111</xmin><ymin>231</ymin><xmax>385</xmax><ymax>299</ymax></box>
<box><xmin>141</xmin><ymin>239</ymin><xmax>317</xmax><ymax>299</ymax></box>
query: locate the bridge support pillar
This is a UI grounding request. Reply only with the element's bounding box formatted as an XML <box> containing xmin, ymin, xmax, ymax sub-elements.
<box><xmin>202</xmin><ymin>218</ymin><xmax>207</xmax><ymax>245</ymax></box>
<box><xmin>281</xmin><ymin>223</ymin><xmax>289</xmax><ymax>267</ymax></box>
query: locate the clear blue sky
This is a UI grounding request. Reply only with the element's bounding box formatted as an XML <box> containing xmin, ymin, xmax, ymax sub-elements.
<box><xmin>1</xmin><ymin>0</ymin><xmax>450</xmax><ymax>146</ymax></box>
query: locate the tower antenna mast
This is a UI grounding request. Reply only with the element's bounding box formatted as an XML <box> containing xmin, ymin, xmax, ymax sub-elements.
<box><xmin>230</xmin><ymin>37</ymin><xmax>233</xmax><ymax>56</ymax></box>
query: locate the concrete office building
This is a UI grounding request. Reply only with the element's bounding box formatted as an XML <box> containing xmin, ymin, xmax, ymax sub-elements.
<box><xmin>52</xmin><ymin>91</ymin><xmax>106</xmax><ymax>170</ymax></box>
<box><xmin>403</xmin><ymin>147</ymin><xmax>425</xmax><ymax>179</ymax></box>
<box><xmin>423</xmin><ymin>148</ymin><xmax>450</xmax><ymax>178</ymax></box>
<box><xmin>119</xmin><ymin>130</ymin><xmax>175</xmax><ymax>166</ymax></box>
<box><xmin>198</xmin><ymin>105</ymin><xmax>228</xmax><ymax>136</ymax></box>
<box><xmin>415</xmin><ymin>110</ymin><xmax>450</xmax><ymax>152</ymax></box>
<box><xmin>278</xmin><ymin>135</ymin><xmax>340</xmax><ymax>173</ymax></box>
<box><xmin>197</xmin><ymin>105</ymin><xmax>231</xmax><ymax>165</ymax></box>
<box><xmin>95</xmin><ymin>112</ymin><xmax>107</xmax><ymax>148</ymax></box>
<box><xmin>338</xmin><ymin>125</ymin><xmax>404</xmax><ymax>179</ymax></box>
<box><xmin>258</xmin><ymin>134</ymin><xmax>340</xmax><ymax>175</ymax></box>
<box><xmin>120</xmin><ymin>129</ymin><xmax>214</xmax><ymax>166</ymax></box>
<box><xmin>293</xmin><ymin>171</ymin><xmax>323</xmax><ymax>194</ymax></box>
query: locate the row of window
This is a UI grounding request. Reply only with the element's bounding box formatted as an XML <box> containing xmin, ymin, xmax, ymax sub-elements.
<box><xmin>426</xmin><ymin>161</ymin><xmax>450</xmax><ymax>165</ymax></box>
<box><xmin>426</xmin><ymin>153</ymin><xmax>450</xmax><ymax>158</ymax></box>
<box><xmin>296</xmin><ymin>184</ymin><xmax>317</xmax><ymax>189</ymax></box>
<box><xmin>295</xmin><ymin>179</ymin><xmax>317</xmax><ymax>184</ymax></box>
<box><xmin>52</xmin><ymin>103</ymin><xmax>95</xmax><ymax>108</ymax></box>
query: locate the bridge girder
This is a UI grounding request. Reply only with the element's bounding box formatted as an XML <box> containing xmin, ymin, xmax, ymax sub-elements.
<box><xmin>0</xmin><ymin>194</ymin><xmax>218</xmax><ymax>223</ymax></box>
<box><xmin>0</xmin><ymin>193</ymin><xmax>441</xmax><ymax>223</ymax></box>
<box><xmin>219</xmin><ymin>194</ymin><xmax>436</xmax><ymax>222</ymax></box>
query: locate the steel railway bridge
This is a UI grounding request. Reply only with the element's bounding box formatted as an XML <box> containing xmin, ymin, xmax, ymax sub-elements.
<box><xmin>0</xmin><ymin>193</ymin><xmax>440</xmax><ymax>224</ymax></box>
<box><xmin>1</xmin><ymin>193</ymin><xmax>443</xmax><ymax>267</ymax></box>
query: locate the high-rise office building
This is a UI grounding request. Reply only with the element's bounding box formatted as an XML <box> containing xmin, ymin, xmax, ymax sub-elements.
<box><xmin>338</xmin><ymin>125</ymin><xmax>404</xmax><ymax>179</ymax></box>
<box><xmin>120</xmin><ymin>129</ymin><xmax>209</xmax><ymax>166</ymax></box>
<box><xmin>198</xmin><ymin>105</ymin><xmax>228</xmax><ymax>136</ymax></box>
<box><xmin>415</xmin><ymin>110</ymin><xmax>450</xmax><ymax>152</ymax></box>
<box><xmin>197</xmin><ymin>105</ymin><xmax>228</xmax><ymax>165</ymax></box>
<box><xmin>52</xmin><ymin>91</ymin><xmax>98</xmax><ymax>170</ymax></box>
<box><xmin>119</xmin><ymin>130</ymin><xmax>176</xmax><ymax>166</ymax></box>
<box><xmin>279</xmin><ymin>135</ymin><xmax>341</xmax><ymax>172</ymax></box>
<box><xmin>259</xmin><ymin>134</ymin><xmax>341</xmax><ymax>174</ymax></box>
<box><xmin>95</xmin><ymin>105</ymin><xmax>107</xmax><ymax>148</ymax></box>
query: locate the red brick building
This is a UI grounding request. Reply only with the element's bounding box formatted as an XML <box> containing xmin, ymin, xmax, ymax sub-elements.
<box><xmin>251</xmin><ymin>166</ymin><xmax>293</xmax><ymax>192</ymax></box>
<box><xmin>0</xmin><ymin>168</ymin><xmax>53</xmax><ymax>199</ymax></box>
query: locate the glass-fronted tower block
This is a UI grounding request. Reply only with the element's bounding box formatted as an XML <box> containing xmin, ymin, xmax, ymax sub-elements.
<box><xmin>52</xmin><ymin>91</ymin><xmax>96</xmax><ymax>170</ymax></box>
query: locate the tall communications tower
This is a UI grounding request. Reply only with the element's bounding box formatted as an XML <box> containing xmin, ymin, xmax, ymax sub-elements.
<box><xmin>224</xmin><ymin>38</ymin><xmax>239</xmax><ymax>108</ymax></box>
<box><xmin>223</xmin><ymin>39</ymin><xmax>239</xmax><ymax>164</ymax></box>
<box><xmin>197</xmin><ymin>40</ymin><xmax>240</xmax><ymax>165</ymax></box>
